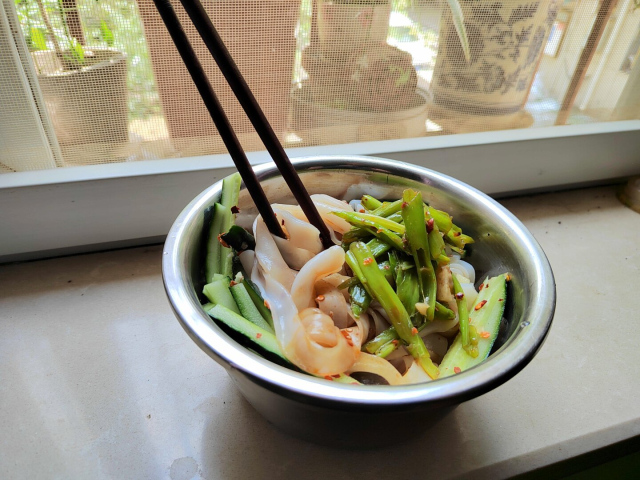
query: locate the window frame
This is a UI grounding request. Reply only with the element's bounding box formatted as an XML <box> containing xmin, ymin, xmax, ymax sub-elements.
<box><xmin>1</xmin><ymin>119</ymin><xmax>639</xmax><ymax>262</ymax></box>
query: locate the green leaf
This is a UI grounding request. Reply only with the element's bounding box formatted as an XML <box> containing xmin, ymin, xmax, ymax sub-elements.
<box><xmin>30</xmin><ymin>27</ymin><xmax>47</xmax><ymax>51</ymax></box>
<box><xmin>100</xmin><ymin>20</ymin><xmax>114</xmax><ymax>47</ymax></box>
<box><xmin>445</xmin><ymin>0</ymin><xmax>471</xmax><ymax>63</ymax></box>
<box><xmin>70</xmin><ymin>37</ymin><xmax>85</xmax><ymax>65</ymax></box>
<box><xmin>395</xmin><ymin>68</ymin><xmax>411</xmax><ymax>87</ymax></box>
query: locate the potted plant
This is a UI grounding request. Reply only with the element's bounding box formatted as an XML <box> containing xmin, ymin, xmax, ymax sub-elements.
<box><xmin>15</xmin><ymin>0</ymin><xmax>128</xmax><ymax>145</ymax></box>
<box><xmin>429</xmin><ymin>0</ymin><xmax>560</xmax><ymax>132</ymax></box>
<box><xmin>316</xmin><ymin>0</ymin><xmax>392</xmax><ymax>57</ymax></box>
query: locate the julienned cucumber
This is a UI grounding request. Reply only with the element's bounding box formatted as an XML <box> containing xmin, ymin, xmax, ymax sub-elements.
<box><xmin>219</xmin><ymin>174</ymin><xmax>241</xmax><ymax>278</ymax></box>
<box><xmin>439</xmin><ymin>274</ymin><xmax>507</xmax><ymax>377</ymax></box>
<box><xmin>205</xmin><ymin>203</ymin><xmax>226</xmax><ymax>284</ymax></box>
<box><xmin>206</xmin><ymin>304</ymin><xmax>294</xmax><ymax>369</ymax></box>
<box><xmin>241</xmin><ymin>278</ymin><xmax>274</xmax><ymax>328</ymax></box>
<box><xmin>203</xmin><ymin>278</ymin><xmax>240</xmax><ymax>314</ymax></box>
<box><xmin>205</xmin><ymin>174</ymin><xmax>241</xmax><ymax>283</ymax></box>
<box><xmin>230</xmin><ymin>283</ymin><xmax>273</xmax><ymax>333</ymax></box>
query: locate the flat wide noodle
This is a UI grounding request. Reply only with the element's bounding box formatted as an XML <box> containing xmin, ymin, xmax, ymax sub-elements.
<box><xmin>290</xmin><ymin>246</ymin><xmax>345</xmax><ymax>311</ymax></box>
<box><xmin>347</xmin><ymin>353</ymin><xmax>404</xmax><ymax>386</ymax></box>
<box><xmin>254</xmin><ymin>217</ymin><xmax>296</xmax><ymax>291</ymax></box>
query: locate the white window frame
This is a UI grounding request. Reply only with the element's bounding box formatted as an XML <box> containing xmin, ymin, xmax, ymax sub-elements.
<box><xmin>1</xmin><ymin>119</ymin><xmax>639</xmax><ymax>262</ymax></box>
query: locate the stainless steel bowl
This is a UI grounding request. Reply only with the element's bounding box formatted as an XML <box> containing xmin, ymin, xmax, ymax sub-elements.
<box><xmin>162</xmin><ymin>156</ymin><xmax>555</xmax><ymax>447</ymax></box>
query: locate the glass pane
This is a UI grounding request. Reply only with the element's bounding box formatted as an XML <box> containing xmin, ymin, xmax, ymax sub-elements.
<box><xmin>1</xmin><ymin>0</ymin><xmax>639</xmax><ymax>172</ymax></box>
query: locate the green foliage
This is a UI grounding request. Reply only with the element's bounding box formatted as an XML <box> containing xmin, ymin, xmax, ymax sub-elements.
<box><xmin>15</xmin><ymin>0</ymin><xmax>161</xmax><ymax>120</ymax></box>
<box><xmin>30</xmin><ymin>27</ymin><xmax>47</xmax><ymax>50</ymax></box>
<box><xmin>69</xmin><ymin>37</ymin><xmax>85</xmax><ymax>65</ymax></box>
<box><xmin>99</xmin><ymin>20</ymin><xmax>114</xmax><ymax>47</ymax></box>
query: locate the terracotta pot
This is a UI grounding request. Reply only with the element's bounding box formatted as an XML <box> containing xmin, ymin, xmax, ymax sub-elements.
<box><xmin>431</xmin><ymin>0</ymin><xmax>559</xmax><ymax>122</ymax></box>
<box><xmin>317</xmin><ymin>0</ymin><xmax>391</xmax><ymax>57</ymax></box>
<box><xmin>33</xmin><ymin>48</ymin><xmax>127</xmax><ymax>145</ymax></box>
<box><xmin>138</xmin><ymin>0</ymin><xmax>300</xmax><ymax>143</ymax></box>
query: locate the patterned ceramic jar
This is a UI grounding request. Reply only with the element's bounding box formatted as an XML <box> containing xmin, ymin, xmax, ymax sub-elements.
<box><xmin>431</xmin><ymin>0</ymin><xmax>559</xmax><ymax>119</ymax></box>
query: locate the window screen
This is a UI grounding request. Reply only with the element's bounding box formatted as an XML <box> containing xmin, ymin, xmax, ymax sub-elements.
<box><xmin>1</xmin><ymin>0</ymin><xmax>639</xmax><ymax>172</ymax></box>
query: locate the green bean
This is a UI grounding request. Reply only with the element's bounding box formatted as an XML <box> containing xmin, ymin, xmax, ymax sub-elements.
<box><xmin>401</xmin><ymin>189</ymin><xmax>436</xmax><ymax>321</ymax></box>
<box><xmin>390</xmin><ymin>251</ymin><xmax>420</xmax><ymax>317</ymax></box>
<box><xmin>372</xmin><ymin>199</ymin><xmax>403</xmax><ymax>218</ymax></box>
<box><xmin>387</xmin><ymin>212</ymin><xmax>404</xmax><ymax>224</ymax></box>
<box><xmin>361</xmin><ymin>195</ymin><xmax>382</xmax><ymax>211</ymax></box>
<box><xmin>349</xmin><ymin>282</ymin><xmax>371</xmax><ymax>318</ymax></box>
<box><xmin>349</xmin><ymin>242</ymin><xmax>438</xmax><ymax>378</ymax></box>
<box><xmin>378</xmin><ymin>260</ymin><xmax>394</xmax><ymax>286</ymax></box>
<box><xmin>435</xmin><ymin>301</ymin><xmax>455</xmax><ymax>320</ymax></box>
<box><xmin>425</xmin><ymin>205</ymin><xmax>453</xmax><ymax>234</ymax></box>
<box><xmin>426</xmin><ymin>213</ymin><xmax>448</xmax><ymax>264</ymax></box>
<box><xmin>333</xmin><ymin>211</ymin><xmax>407</xmax><ymax>252</ymax></box>
<box><xmin>375</xmin><ymin>340</ymin><xmax>399</xmax><ymax>358</ymax></box>
<box><xmin>367</xmin><ymin>237</ymin><xmax>392</xmax><ymax>258</ymax></box>
<box><xmin>332</xmin><ymin>211</ymin><xmax>405</xmax><ymax>234</ymax></box>
<box><xmin>338</xmin><ymin>277</ymin><xmax>359</xmax><ymax>290</ymax></box>
<box><xmin>363</xmin><ymin>300</ymin><xmax>454</xmax><ymax>355</ymax></box>
<box><xmin>363</xmin><ymin>226</ymin><xmax>407</xmax><ymax>253</ymax></box>
<box><xmin>452</xmin><ymin>274</ymin><xmax>478</xmax><ymax>357</ymax></box>
<box><xmin>364</xmin><ymin>327</ymin><xmax>398</xmax><ymax>354</ymax></box>
<box><xmin>446</xmin><ymin>225</ymin><xmax>475</xmax><ymax>249</ymax></box>
<box><xmin>342</xmin><ymin>226</ymin><xmax>370</xmax><ymax>244</ymax></box>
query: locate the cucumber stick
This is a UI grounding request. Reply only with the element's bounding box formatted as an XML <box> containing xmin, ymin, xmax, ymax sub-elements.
<box><xmin>203</xmin><ymin>278</ymin><xmax>240</xmax><ymax>314</ymax></box>
<box><xmin>241</xmin><ymin>279</ymin><xmax>274</xmax><ymax>328</ymax></box>
<box><xmin>205</xmin><ymin>174</ymin><xmax>241</xmax><ymax>283</ymax></box>
<box><xmin>230</xmin><ymin>283</ymin><xmax>273</xmax><ymax>333</ymax></box>
<box><xmin>220</xmin><ymin>174</ymin><xmax>241</xmax><ymax>278</ymax></box>
<box><xmin>439</xmin><ymin>274</ymin><xmax>507</xmax><ymax>377</ymax></box>
<box><xmin>206</xmin><ymin>304</ymin><xmax>293</xmax><ymax>368</ymax></box>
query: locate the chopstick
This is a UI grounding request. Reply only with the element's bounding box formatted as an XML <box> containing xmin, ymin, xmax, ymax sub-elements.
<box><xmin>151</xmin><ymin>0</ymin><xmax>285</xmax><ymax>239</ymax></box>
<box><xmin>177</xmin><ymin>0</ymin><xmax>334</xmax><ymax>250</ymax></box>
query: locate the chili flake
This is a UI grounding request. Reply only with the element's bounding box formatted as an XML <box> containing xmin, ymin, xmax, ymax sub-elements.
<box><xmin>475</xmin><ymin>300</ymin><xmax>487</xmax><ymax>311</ymax></box>
<box><xmin>454</xmin><ymin>367</ymin><xmax>461</xmax><ymax>374</ymax></box>
<box><xmin>455</xmin><ymin>292</ymin><xmax>464</xmax><ymax>300</ymax></box>
<box><xmin>341</xmin><ymin>330</ymin><xmax>354</xmax><ymax>346</ymax></box>
<box><xmin>376</xmin><ymin>229</ymin><xmax>383</xmax><ymax>233</ymax></box>
<box><xmin>316</xmin><ymin>294</ymin><xmax>325</xmax><ymax>302</ymax></box>
<box><xmin>506</xmin><ymin>274</ymin><xmax>512</xmax><ymax>281</ymax></box>
<box><xmin>264</xmin><ymin>300</ymin><xmax>270</xmax><ymax>309</ymax></box>
<box><xmin>256</xmin><ymin>333</ymin><xmax>262</xmax><ymax>339</ymax></box>
<box><xmin>231</xmin><ymin>205</ymin><xmax>240</xmax><ymax>214</ymax></box>
<box><xmin>426</xmin><ymin>218</ymin><xmax>435</xmax><ymax>233</ymax></box>
<box><xmin>499</xmin><ymin>298</ymin><xmax>504</xmax><ymax>302</ymax></box>
<box><xmin>453</xmin><ymin>231</ymin><xmax>461</xmax><ymax>237</ymax></box>
<box><xmin>391</xmin><ymin>339</ymin><xmax>399</xmax><ymax>345</ymax></box>
<box><xmin>363</xmin><ymin>257</ymin><xmax>374</xmax><ymax>265</ymax></box>
<box><xmin>359</xmin><ymin>209</ymin><xmax>365</xmax><ymax>213</ymax></box>
<box><xmin>480</xmin><ymin>331</ymin><xmax>490</xmax><ymax>339</ymax></box>
<box><xmin>411</xmin><ymin>327</ymin><xmax>418</xmax><ymax>335</ymax></box>
<box><xmin>479</xmin><ymin>283</ymin><xmax>485</xmax><ymax>291</ymax></box>
<box><xmin>324</xmin><ymin>375</ymin><xmax>333</xmax><ymax>381</ymax></box>
<box><xmin>401</xmin><ymin>201</ymin><xmax>408</xmax><ymax>209</ymax></box>
<box><xmin>230</xmin><ymin>280</ymin><xmax>238</xmax><ymax>287</ymax></box>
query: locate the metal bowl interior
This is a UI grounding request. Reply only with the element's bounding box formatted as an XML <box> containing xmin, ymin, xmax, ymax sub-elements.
<box><xmin>163</xmin><ymin>156</ymin><xmax>555</xmax><ymax>413</ymax></box>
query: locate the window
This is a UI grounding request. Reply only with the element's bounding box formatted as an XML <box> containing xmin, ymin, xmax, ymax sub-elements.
<box><xmin>1</xmin><ymin>0</ymin><xmax>639</xmax><ymax>260</ymax></box>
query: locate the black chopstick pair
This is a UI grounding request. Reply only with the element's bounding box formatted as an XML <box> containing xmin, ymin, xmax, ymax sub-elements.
<box><xmin>152</xmin><ymin>0</ymin><xmax>333</xmax><ymax>249</ymax></box>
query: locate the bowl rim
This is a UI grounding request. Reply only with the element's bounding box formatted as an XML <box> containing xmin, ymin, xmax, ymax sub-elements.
<box><xmin>162</xmin><ymin>155</ymin><xmax>555</xmax><ymax>408</ymax></box>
